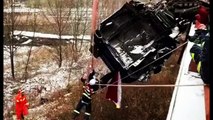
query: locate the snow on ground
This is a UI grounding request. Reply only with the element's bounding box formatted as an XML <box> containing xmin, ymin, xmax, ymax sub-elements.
<box><xmin>3</xmin><ymin>46</ymin><xmax>39</xmax><ymax>65</ymax></box>
<box><xmin>4</xmin><ymin>7</ymin><xmax>41</xmax><ymax>13</ymax></box>
<box><xmin>14</xmin><ymin>30</ymin><xmax>91</xmax><ymax>41</ymax></box>
<box><xmin>22</xmin><ymin>39</ymin><xmax>32</xmax><ymax>44</ymax></box>
<box><xmin>3</xmin><ymin>44</ymin><xmax>91</xmax><ymax>118</ymax></box>
<box><xmin>20</xmin><ymin>62</ymin><xmax>71</xmax><ymax>93</ymax></box>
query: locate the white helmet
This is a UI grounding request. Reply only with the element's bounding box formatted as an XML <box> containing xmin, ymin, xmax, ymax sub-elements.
<box><xmin>89</xmin><ymin>78</ymin><xmax>97</xmax><ymax>85</ymax></box>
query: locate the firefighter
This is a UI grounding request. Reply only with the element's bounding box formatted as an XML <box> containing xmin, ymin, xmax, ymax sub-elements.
<box><xmin>72</xmin><ymin>70</ymin><xmax>99</xmax><ymax>120</ymax></box>
<box><xmin>190</xmin><ymin>4</ymin><xmax>210</xmax><ymax>120</ymax></box>
<box><xmin>190</xmin><ymin>38</ymin><xmax>209</xmax><ymax>84</ymax></box>
<box><xmin>15</xmin><ymin>89</ymin><xmax>29</xmax><ymax>120</ymax></box>
<box><xmin>190</xmin><ymin>4</ymin><xmax>209</xmax><ymax>84</ymax></box>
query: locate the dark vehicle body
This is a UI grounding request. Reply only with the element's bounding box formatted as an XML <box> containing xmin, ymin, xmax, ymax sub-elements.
<box><xmin>91</xmin><ymin>0</ymin><xmax>202</xmax><ymax>83</ymax></box>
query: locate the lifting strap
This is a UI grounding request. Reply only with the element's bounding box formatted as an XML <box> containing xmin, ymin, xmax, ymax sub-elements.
<box><xmin>90</xmin><ymin>0</ymin><xmax>99</xmax><ymax>70</ymax></box>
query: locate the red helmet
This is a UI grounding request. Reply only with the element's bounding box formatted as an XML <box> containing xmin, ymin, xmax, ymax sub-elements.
<box><xmin>196</xmin><ymin>6</ymin><xmax>209</xmax><ymax>24</ymax></box>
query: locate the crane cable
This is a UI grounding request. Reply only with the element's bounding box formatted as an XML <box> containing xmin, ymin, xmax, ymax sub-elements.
<box><xmin>97</xmin><ymin>83</ymin><xmax>206</xmax><ymax>87</ymax></box>
<box><xmin>81</xmin><ymin>0</ymin><xmax>99</xmax><ymax>87</ymax></box>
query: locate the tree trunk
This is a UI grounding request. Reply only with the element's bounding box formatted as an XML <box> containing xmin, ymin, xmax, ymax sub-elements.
<box><xmin>23</xmin><ymin>42</ymin><xmax>33</xmax><ymax>81</ymax></box>
<box><xmin>23</xmin><ymin>4</ymin><xmax>37</xmax><ymax>81</ymax></box>
<box><xmin>10</xmin><ymin>2</ymin><xmax>15</xmax><ymax>80</ymax></box>
<box><xmin>10</xmin><ymin>44</ymin><xmax>15</xmax><ymax>80</ymax></box>
<box><xmin>58</xmin><ymin>35</ymin><xmax>62</xmax><ymax>68</ymax></box>
<box><xmin>59</xmin><ymin>45</ymin><xmax>62</xmax><ymax>68</ymax></box>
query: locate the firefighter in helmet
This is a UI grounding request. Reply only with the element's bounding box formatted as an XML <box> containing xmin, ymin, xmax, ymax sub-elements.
<box><xmin>72</xmin><ymin>70</ymin><xmax>99</xmax><ymax>120</ymax></box>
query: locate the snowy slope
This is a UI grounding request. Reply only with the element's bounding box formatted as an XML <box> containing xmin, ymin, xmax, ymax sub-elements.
<box><xmin>3</xmin><ymin>44</ymin><xmax>92</xmax><ymax>118</ymax></box>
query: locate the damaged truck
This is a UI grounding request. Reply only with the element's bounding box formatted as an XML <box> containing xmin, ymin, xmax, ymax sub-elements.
<box><xmin>90</xmin><ymin>0</ymin><xmax>204</xmax><ymax>84</ymax></box>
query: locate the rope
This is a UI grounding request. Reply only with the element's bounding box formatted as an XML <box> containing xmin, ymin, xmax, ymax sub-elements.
<box><xmin>96</xmin><ymin>83</ymin><xmax>206</xmax><ymax>87</ymax></box>
<box><xmin>96</xmin><ymin>41</ymin><xmax>189</xmax><ymax>92</ymax></box>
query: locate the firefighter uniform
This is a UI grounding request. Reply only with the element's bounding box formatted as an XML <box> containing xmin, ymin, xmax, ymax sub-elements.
<box><xmin>190</xmin><ymin>4</ymin><xmax>209</xmax><ymax>84</ymax></box>
<box><xmin>73</xmin><ymin>73</ymin><xmax>99</xmax><ymax>120</ymax></box>
<box><xmin>15</xmin><ymin>90</ymin><xmax>29</xmax><ymax>120</ymax></box>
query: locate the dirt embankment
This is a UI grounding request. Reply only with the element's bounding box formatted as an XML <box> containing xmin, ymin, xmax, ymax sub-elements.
<box><xmin>40</xmin><ymin>47</ymin><xmax>183</xmax><ymax>120</ymax></box>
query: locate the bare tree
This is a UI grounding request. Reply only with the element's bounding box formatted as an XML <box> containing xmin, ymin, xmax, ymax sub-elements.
<box><xmin>4</xmin><ymin>0</ymin><xmax>30</xmax><ymax>80</ymax></box>
<box><xmin>70</xmin><ymin>0</ymin><xmax>91</xmax><ymax>52</ymax></box>
<box><xmin>65</xmin><ymin>0</ymin><xmax>92</xmax><ymax>81</ymax></box>
<box><xmin>99</xmin><ymin>0</ymin><xmax>128</xmax><ymax>21</ymax></box>
<box><xmin>22</xmin><ymin>0</ymin><xmax>40</xmax><ymax>81</ymax></box>
<box><xmin>42</xmin><ymin>0</ymin><xmax>73</xmax><ymax>68</ymax></box>
<box><xmin>41</xmin><ymin>0</ymin><xmax>92</xmax><ymax>69</ymax></box>
<box><xmin>4</xmin><ymin>0</ymin><xmax>15</xmax><ymax>80</ymax></box>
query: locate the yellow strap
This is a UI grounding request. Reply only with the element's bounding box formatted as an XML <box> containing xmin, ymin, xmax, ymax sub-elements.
<box><xmin>197</xmin><ymin>61</ymin><xmax>201</xmax><ymax>73</ymax></box>
<box><xmin>191</xmin><ymin>53</ymin><xmax>195</xmax><ymax>61</ymax></box>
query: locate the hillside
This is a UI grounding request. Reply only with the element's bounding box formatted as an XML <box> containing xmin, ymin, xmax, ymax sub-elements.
<box><xmin>4</xmin><ymin>39</ymin><xmax>183</xmax><ymax>120</ymax></box>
